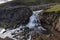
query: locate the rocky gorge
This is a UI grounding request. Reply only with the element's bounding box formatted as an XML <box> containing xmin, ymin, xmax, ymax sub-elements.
<box><xmin>0</xmin><ymin>0</ymin><xmax>60</xmax><ymax>40</ymax></box>
<box><xmin>0</xmin><ymin>6</ymin><xmax>32</xmax><ymax>29</ymax></box>
<box><xmin>40</xmin><ymin>5</ymin><xmax>60</xmax><ymax>40</ymax></box>
<box><xmin>0</xmin><ymin>6</ymin><xmax>50</xmax><ymax>40</ymax></box>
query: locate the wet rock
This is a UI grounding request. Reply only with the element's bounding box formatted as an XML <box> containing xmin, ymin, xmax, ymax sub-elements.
<box><xmin>40</xmin><ymin>7</ymin><xmax>60</xmax><ymax>40</ymax></box>
<box><xmin>0</xmin><ymin>7</ymin><xmax>32</xmax><ymax>29</ymax></box>
<box><xmin>40</xmin><ymin>11</ymin><xmax>60</xmax><ymax>32</ymax></box>
<box><xmin>31</xmin><ymin>31</ymin><xmax>50</xmax><ymax>40</ymax></box>
<box><xmin>46</xmin><ymin>31</ymin><xmax>60</xmax><ymax>40</ymax></box>
<box><xmin>0</xmin><ymin>37</ymin><xmax>13</xmax><ymax>40</ymax></box>
<box><xmin>55</xmin><ymin>16</ymin><xmax>60</xmax><ymax>32</ymax></box>
<box><xmin>31</xmin><ymin>32</ymin><xmax>42</xmax><ymax>40</ymax></box>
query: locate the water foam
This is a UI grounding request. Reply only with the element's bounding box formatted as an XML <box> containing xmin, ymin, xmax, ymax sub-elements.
<box><xmin>0</xmin><ymin>0</ymin><xmax>12</xmax><ymax>4</ymax></box>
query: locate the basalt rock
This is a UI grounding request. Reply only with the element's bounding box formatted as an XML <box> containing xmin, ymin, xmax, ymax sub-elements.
<box><xmin>0</xmin><ymin>7</ymin><xmax>32</xmax><ymax>29</ymax></box>
<box><xmin>41</xmin><ymin>5</ymin><xmax>60</xmax><ymax>31</ymax></box>
<box><xmin>40</xmin><ymin>8</ymin><xmax>60</xmax><ymax>32</ymax></box>
<box><xmin>40</xmin><ymin>6</ymin><xmax>60</xmax><ymax>40</ymax></box>
<box><xmin>0</xmin><ymin>37</ymin><xmax>13</xmax><ymax>40</ymax></box>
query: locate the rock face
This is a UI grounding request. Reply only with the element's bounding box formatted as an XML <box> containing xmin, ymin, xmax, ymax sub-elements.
<box><xmin>0</xmin><ymin>7</ymin><xmax>32</xmax><ymax>29</ymax></box>
<box><xmin>40</xmin><ymin>10</ymin><xmax>60</xmax><ymax>40</ymax></box>
<box><xmin>0</xmin><ymin>37</ymin><xmax>13</xmax><ymax>40</ymax></box>
<box><xmin>40</xmin><ymin>7</ymin><xmax>60</xmax><ymax>32</ymax></box>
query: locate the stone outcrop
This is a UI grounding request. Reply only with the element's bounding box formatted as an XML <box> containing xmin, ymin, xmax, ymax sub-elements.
<box><xmin>40</xmin><ymin>5</ymin><xmax>60</xmax><ymax>32</ymax></box>
<box><xmin>40</xmin><ymin>5</ymin><xmax>60</xmax><ymax>40</ymax></box>
<box><xmin>0</xmin><ymin>37</ymin><xmax>13</xmax><ymax>40</ymax></box>
<box><xmin>0</xmin><ymin>7</ymin><xmax>32</xmax><ymax>29</ymax></box>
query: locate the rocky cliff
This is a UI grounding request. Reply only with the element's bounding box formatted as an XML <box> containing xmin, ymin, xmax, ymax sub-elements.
<box><xmin>0</xmin><ymin>6</ymin><xmax>32</xmax><ymax>29</ymax></box>
<box><xmin>40</xmin><ymin>5</ymin><xmax>60</xmax><ymax>40</ymax></box>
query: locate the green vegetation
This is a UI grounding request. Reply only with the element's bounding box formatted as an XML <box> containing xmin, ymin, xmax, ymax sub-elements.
<box><xmin>45</xmin><ymin>5</ymin><xmax>60</xmax><ymax>12</ymax></box>
<box><xmin>12</xmin><ymin>0</ymin><xmax>41</xmax><ymax>5</ymax></box>
<box><xmin>44</xmin><ymin>0</ymin><xmax>60</xmax><ymax>3</ymax></box>
<box><xmin>12</xmin><ymin>0</ymin><xmax>60</xmax><ymax>5</ymax></box>
<box><xmin>0</xmin><ymin>0</ymin><xmax>60</xmax><ymax>6</ymax></box>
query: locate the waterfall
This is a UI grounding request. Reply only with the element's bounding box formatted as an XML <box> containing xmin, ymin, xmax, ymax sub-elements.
<box><xmin>0</xmin><ymin>0</ymin><xmax>12</xmax><ymax>4</ymax></box>
<box><xmin>26</xmin><ymin>10</ymin><xmax>43</xmax><ymax>28</ymax></box>
<box><xmin>0</xmin><ymin>10</ymin><xmax>47</xmax><ymax>40</ymax></box>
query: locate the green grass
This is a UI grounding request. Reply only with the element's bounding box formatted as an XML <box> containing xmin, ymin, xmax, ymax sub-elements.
<box><xmin>45</xmin><ymin>5</ymin><xmax>60</xmax><ymax>12</ymax></box>
<box><xmin>7</xmin><ymin>0</ymin><xmax>41</xmax><ymax>5</ymax></box>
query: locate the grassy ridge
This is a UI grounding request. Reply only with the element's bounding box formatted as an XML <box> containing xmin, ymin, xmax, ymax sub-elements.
<box><xmin>13</xmin><ymin>0</ymin><xmax>60</xmax><ymax>4</ymax></box>
<box><xmin>45</xmin><ymin>5</ymin><xmax>60</xmax><ymax>12</ymax></box>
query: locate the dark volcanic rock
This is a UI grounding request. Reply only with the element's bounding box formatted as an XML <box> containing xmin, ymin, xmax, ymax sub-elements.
<box><xmin>0</xmin><ymin>7</ymin><xmax>32</xmax><ymax>29</ymax></box>
<box><xmin>40</xmin><ymin>11</ymin><xmax>60</xmax><ymax>32</ymax></box>
<box><xmin>40</xmin><ymin>5</ymin><xmax>60</xmax><ymax>32</ymax></box>
<box><xmin>0</xmin><ymin>37</ymin><xmax>13</xmax><ymax>40</ymax></box>
<box><xmin>40</xmin><ymin>11</ymin><xmax>60</xmax><ymax>40</ymax></box>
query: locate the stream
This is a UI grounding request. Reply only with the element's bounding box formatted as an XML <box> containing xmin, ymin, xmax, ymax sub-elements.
<box><xmin>0</xmin><ymin>0</ymin><xmax>12</xmax><ymax>4</ymax></box>
<box><xmin>0</xmin><ymin>10</ymin><xmax>48</xmax><ymax>40</ymax></box>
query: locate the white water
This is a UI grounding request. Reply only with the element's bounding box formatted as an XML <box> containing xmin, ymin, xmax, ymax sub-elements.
<box><xmin>0</xmin><ymin>28</ymin><xmax>5</xmax><ymax>34</ymax></box>
<box><xmin>26</xmin><ymin>10</ymin><xmax>43</xmax><ymax>28</ymax></box>
<box><xmin>0</xmin><ymin>10</ymin><xmax>46</xmax><ymax>40</ymax></box>
<box><xmin>0</xmin><ymin>0</ymin><xmax>12</xmax><ymax>4</ymax></box>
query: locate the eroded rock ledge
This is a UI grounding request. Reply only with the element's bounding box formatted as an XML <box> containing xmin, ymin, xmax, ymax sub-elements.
<box><xmin>0</xmin><ymin>7</ymin><xmax>32</xmax><ymax>29</ymax></box>
<box><xmin>40</xmin><ymin>5</ymin><xmax>60</xmax><ymax>40</ymax></box>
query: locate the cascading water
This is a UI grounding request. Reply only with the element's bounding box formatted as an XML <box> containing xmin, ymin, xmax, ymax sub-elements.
<box><xmin>26</xmin><ymin>10</ymin><xmax>46</xmax><ymax>32</ymax></box>
<box><xmin>26</xmin><ymin>10</ymin><xmax>42</xmax><ymax>28</ymax></box>
<box><xmin>0</xmin><ymin>10</ymin><xmax>47</xmax><ymax>40</ymax></box>
<box><xmin>0</xmin><ymin>0</ymin><xmax>12</xmax><ymax>4</ymax></box>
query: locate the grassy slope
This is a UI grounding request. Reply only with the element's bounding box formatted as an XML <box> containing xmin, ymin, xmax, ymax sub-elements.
<box><xmin>45</xmin><ymin>5</ymin><xmax>60</xmax><ymax>12</ymax></box>
<box><xmin>12</xmin><ymin>0</ymin><xmax>40</xmax><ymax>5</ymax></box>
<box><xmin>44</xmin><ymin>0</ymin><xmax>60</xmax><ymax>3</ymax></box>
<box><xmin>12</xmin><ymin>0</ymin><xmax>60</xmax><ymax>5</ymax></box>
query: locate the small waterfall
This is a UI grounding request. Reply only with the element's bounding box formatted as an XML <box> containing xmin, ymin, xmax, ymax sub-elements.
<box><xmin>0</xmin><ymin>10</ymin><xmax>47</xmax><ymax>40</ymax></box>
<box><xmin>26</xmin><ymin>10</ymin><xmax>47</xmax><ymax>34</ymax></box>
<box><xmin>0</xmin><ymin>0</ymin><xmax>12</xmax><ymax>4</ymax></box>
<box><xmin>26</xmin><ymin>10</ymin><xmax>43</xmax><ymax>28</ymax></box>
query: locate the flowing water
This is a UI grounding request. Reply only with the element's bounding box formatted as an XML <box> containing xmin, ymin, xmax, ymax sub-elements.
<box><xmin>0</xmin><ymin>0</ymin><xmax>12</xmax><ymax>4</ymax></box>
<box><xmin>26</xmin><ymin>10</ymin><xmax>43</xmax><ymax>28</ymax></box>
<box><xmin>0</xmin><ymin>10</ymin><xmax>47</xmax><ymax>40</ymax></box>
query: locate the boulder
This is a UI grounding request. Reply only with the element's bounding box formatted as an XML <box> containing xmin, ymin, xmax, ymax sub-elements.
<box><xmin>0</xmin><ymin>6</ymin><xmax>32</xmax><ymax>29</ymax></box>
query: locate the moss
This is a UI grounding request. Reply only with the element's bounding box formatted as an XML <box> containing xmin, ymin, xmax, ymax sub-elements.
<box><xmin>45</xmin><ymin>5</ymin><xmax>60</xmax><ymax>12</ymax></box>
<box><xmin>12</xmin><ymin>0</ymin><xmax>41</xmax><ymax>5</ymax></box>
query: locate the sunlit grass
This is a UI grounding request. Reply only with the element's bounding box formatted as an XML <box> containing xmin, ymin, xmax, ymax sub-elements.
<box><xmin>45</xmin><ymin>5</ymin><xmax>60</xmax><ymax>12</ymax></box>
